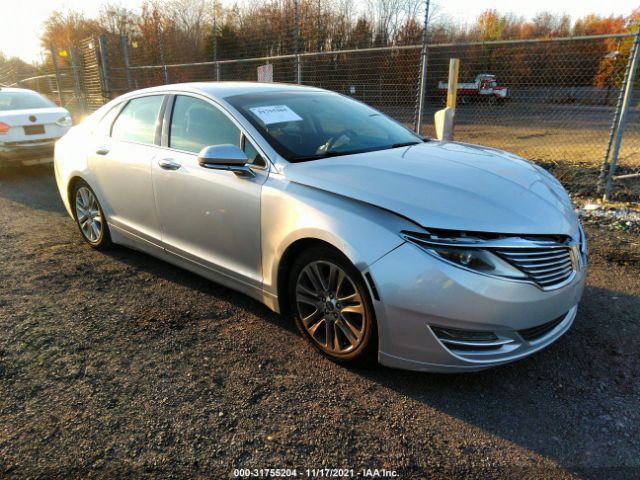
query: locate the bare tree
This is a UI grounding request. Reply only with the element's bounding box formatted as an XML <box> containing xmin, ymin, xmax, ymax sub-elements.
<box><xmin>99</xmin><ymin>3</ymin><xmax>139</xmax><ymax>36</ymax></box>
<box><xmin>168</xmin><ymin>0</ymin><xmax>212</xmax><ymax>50</ymax></box>
<box><xmin>366</xmin><ymin>0</ymin><xmax>423</xmax><ymax>45</ymax></box>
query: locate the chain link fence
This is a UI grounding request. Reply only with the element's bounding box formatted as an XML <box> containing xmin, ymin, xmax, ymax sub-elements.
<box><xmin>1</xmin><ymin>27</ymin><xmax>638</xmax><ymax>202</ymax></box>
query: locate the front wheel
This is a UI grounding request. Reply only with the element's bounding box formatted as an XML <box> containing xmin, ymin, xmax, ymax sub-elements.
<box><xmin>72</xmin><ymin>180</ymin><xmax>112</xmax><ymax>250</ymax></box>
<box><xmin>289</xmin><ymin>247</ymin><xmax>377</xmax><ymax>364</ymax></box>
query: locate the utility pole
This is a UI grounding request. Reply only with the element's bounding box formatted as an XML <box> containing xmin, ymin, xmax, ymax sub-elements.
<box><xmin>294</xmin><ymin>0</ymin><xmax>301</xmax><ymax>84</ymax></box>
<box><xmin>158</xmin><ymin>24</ymin><xmax>169</xmax><ymax>84</ymax></box>
<box><xmin>414</xmin><ymin>0</ymin><xmax>431</xmax><ymax>135</ymax></box>
<box><xmin>212</xmin><ymin>10</ymin><xmax>220</xmax><ymax>81</ymax></box>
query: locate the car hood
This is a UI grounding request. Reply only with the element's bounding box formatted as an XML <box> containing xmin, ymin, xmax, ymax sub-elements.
<box><xmin>283</xmin><ymin>141</ymin><xmax>579</xmax><ymax>236</ymax></box>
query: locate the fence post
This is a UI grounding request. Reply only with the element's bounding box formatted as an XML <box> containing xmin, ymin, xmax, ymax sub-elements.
<box><xmin>446</xmin><ymin>58</ymin><xmax>460</xmax><ymax>109</ymax></box>
<box><xmin>603</xmin><ymin>27</ymin><xmax>640</xmax><ymax>201</ymax></box>
<box><xmin>293</xmin><ymin>0</ymin><xmax>301</xmax><ymax>84</ymax></box>
<box><xmin>69</xmin><ymin>47</ymin><xmax>85</xmax><ymax>115</ymax></box>
<box><xmin>14</xmin><ymin>64</ymin><xmax>21</xmax><ymax>87</ymax></box>
<box><xmin>158</xmin><ymin>25</ymin><xmax>169</xmax><ymax>84</ymax></box>
<box><xmin>414</xmin><ymin>0</ymin><xmax>431</xmax><ymax>135</ymax></box>
<box><xmin>98</xmin><ymin>34</ymin><xmax>111</xmax><ymax>100</ymax></box>
<box><xmin>212</xmin><ymin>13</ymin><xmax>220</xmax><ymax>81</ymax></box>
<box><xmin>598</xmin><ymin>33</ymin><xmax>638</xmax><ymax>193</ymax></box>
<box><xmin>49</xmin><ymin>44</ymin><xmax>65</xmax><ymax>106</ymax></box>
<box><xmin>121</xmin><ymin>35</ymin><xmax>133</xmax><ymax>91</ymax></box>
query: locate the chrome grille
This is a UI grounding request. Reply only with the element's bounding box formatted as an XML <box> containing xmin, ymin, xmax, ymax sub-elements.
<box><xmin>495</xmin><ymin>247</ymin><xmax>575</xmax><ymax>289</ymax></box>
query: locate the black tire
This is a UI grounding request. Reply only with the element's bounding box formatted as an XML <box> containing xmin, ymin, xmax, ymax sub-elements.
<box><xmin>288</xmin><ymin>246</ymin><xmax>377</xmax><ymax>364</ymax></box>
<box><xmin>71</xmin><ymin>180</ymin><xmax>112</xmax><ymax>250</ymax></box>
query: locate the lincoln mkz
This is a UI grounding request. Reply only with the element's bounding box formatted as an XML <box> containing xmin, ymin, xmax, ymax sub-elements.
<box><xmin>54</xmin><ymin>83</ymin><xmax>586</xmax><ymax>372</ymax></box>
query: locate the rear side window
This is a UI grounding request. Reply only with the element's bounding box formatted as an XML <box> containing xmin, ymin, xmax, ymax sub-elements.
<box><xmin>111</xmin><ymin>95</ymin><xmax>164</xmax><ymax>145</ymax></box>
<box><xmin>169</xmin><ymin>95</ymin><xmax>240</xmax><ymax>154</ymax></box>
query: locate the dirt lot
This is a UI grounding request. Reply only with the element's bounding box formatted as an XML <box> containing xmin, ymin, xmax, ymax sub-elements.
<box><xmin>1</xmin><ymin>165</ymin><xmax>639</xmax><ymax>479</ymax></box>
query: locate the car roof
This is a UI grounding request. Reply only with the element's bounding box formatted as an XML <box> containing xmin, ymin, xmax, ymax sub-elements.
<box><xmin>0</xmin><ymin>87</ymin><xmax>41</xmax><ymax>93</ymax></box>
<box><xmin>119</xmin><ymin>81</ymin><xmax>329</xmax><ymax>100</ymax></box>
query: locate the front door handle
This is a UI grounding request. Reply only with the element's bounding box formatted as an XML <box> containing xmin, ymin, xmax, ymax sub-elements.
<box><xmin>95</xmin><ymin>147</ymin><xmax>109</xmax><ymax>155</ymax></box>
<box><xmin>158</xmin><ymin>158</ymin><xmax>181</xmax><ymax>171</ymax></box>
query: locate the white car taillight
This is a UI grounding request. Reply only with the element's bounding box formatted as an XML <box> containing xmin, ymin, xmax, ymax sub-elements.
<box><xmin>56</xmin><ymin>115</ymin><xmax>73</xmax><ymax>127</ymax></box>
<box><xmin>0</xmin><ymin>122</ymin><xmax>9</xmax><ymax>134</ymax></box>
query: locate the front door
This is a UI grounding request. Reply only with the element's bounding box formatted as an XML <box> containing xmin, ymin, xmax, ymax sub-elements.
<box><xmin>152</xmin><ymin>94</ymin><xmax>268</xmax><ymax>290</ymax></box>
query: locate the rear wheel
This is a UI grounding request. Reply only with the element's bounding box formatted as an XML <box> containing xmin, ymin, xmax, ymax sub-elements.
<box><xmin>289</xmin><ymin>246</ymin><xmax>377</xmax><ymax>364</ymax></box>
<box><xmin>72</xmin><ymin>180</ymin><xmax>112</xmax><ymax>250</ymax></box>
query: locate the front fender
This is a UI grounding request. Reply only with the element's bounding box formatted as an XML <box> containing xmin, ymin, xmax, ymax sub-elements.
<box><xmin>54</xmin><ymin>131</ymin><xmax>88</xmax><ymax>219</ymax></box>
<box><xmin>261</xmin><ymin>174</ymin><xmax>416</xmax><ymax>310</ymax></box>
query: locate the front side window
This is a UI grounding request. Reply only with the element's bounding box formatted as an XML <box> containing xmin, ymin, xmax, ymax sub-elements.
<box><xmin>169</xmin><ymin>95</ymin><xmax>240</xmax><ymax>154</ymax></box>
<box><xmin>242</xmin><ymin>136</ymin><xmax>266</xmax><ymax>167</ymax></box>
<box><xmin>111</xmin><ymin>95</ymin><xmax>164</xmax><ymax>145</ymax></box>
<box><xmin>226</xmin><ymin>91</ymin><xmax>422</xmax><ymax>162</ymax></box>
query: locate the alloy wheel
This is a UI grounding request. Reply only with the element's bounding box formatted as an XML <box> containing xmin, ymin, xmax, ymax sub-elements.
<box><xmin>295</xmin><ymin>260</ymin><xmax>366</xmax><ymax>354</ymax></box>
<box><xmin>75</xmin><ymin>186</ymin><xmax>103</xmax><ymax>243</ymax></box>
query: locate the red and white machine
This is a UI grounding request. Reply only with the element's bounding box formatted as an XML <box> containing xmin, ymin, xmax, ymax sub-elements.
<box><xmin>437</xmin><ymin>74</ymin><xmax>509</xmax><ymax>103</ymax></box>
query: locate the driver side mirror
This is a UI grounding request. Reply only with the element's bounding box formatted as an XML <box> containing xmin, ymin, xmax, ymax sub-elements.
<box><xmin>197</xmin><ymin>144</ymin><xmax>254</xmax><ymax>178</ymax></box>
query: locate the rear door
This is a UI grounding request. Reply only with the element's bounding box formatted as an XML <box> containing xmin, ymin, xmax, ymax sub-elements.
<box><xmin>87</xmin><ymin>94</ymin><xmax>166</xmax><ymax>246</ymax></box>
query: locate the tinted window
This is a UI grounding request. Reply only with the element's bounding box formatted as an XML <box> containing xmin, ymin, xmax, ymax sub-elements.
<box><xmin>170</xmin><ymin>96</ymin><xmax>240</xmax><ymax>154</ymax></box>
<box><xmin>226</xmin><ymin>92</ymin><xmax>422</xmax><ymax>162</ymax></box>
<box><xmin>0</xmin><ymin>91</ymin><xmax>57</xmax><ymax>111</ymax></box>
<box><xmin>111</xmin><ymin>95</ymin><xmax>163</xmax><ymax>145</ymax></box>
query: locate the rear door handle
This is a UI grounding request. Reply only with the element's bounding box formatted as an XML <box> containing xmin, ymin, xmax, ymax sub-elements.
<box><xmin>158</xmin><ymin>158</ymin><xmax>181</xmax><ymax>171</ymax></box>
<box><xmin>95</xmin><ymin>147</ymin><xmax>109</xmax><ymax>155</ymax></box>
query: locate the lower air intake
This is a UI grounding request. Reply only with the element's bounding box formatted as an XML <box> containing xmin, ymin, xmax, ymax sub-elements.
<box><xmin>517</xmin><ymin>313</ymin><xmax>567</xmax><ymax>341</ymax></box>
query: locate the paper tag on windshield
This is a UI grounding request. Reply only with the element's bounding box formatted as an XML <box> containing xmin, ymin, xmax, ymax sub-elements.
<box><xmin>249</xmin><ymin>105</ymin><xmax>303</xmax><ymax>125</ymax></box>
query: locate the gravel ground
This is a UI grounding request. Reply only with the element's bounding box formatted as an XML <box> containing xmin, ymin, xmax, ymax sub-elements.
<box><xmin>1</xmin><ymin>165</ymin><xmax>639</xmax><ymax>479</ymax></box>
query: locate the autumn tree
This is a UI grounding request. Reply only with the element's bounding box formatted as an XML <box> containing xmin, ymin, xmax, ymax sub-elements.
<box><xmin>41</xmin><ymin>10</ymin><xmax>104</xmax><ymax>65</ymax></box>
<box><xmin>592</xmin><ymin>9</ymin><xmax>639</xmax><ymax>100</ymax></box>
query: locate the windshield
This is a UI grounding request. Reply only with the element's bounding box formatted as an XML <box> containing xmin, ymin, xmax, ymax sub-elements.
<box><xmin>226</xmin><ymin>91</ymin><xmax>423</xmax><ymax>162</ymax></box>
<box><xmin>0</xmin><ymin>91</ymin><xmax>57</xmax><ymax>111</ymax></box>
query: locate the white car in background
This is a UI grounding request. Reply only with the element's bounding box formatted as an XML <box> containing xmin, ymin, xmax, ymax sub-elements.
<box><xmin>0</xmin><ymin>87</ymin><xmax>72</xmax><ymax>166</ymax></box>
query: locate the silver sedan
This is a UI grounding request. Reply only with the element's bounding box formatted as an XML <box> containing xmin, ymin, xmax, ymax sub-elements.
<box><xmin>54</xmin><ymin>82</ymin><xmax>587</xmax><ymax>372</ymax></box>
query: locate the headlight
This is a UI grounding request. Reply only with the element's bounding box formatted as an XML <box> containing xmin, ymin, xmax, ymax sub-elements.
<box><xmin>56</xmin><ymin>115</ymin><xmax>73</xmax><ymax>127</ymax></box>
<box><xmin>426</xmin><ymin>246</ymin><xmax>527</xmax><ymax>279</ymax></box>
<box><xmin>402</xmin><ymin>231</ymin><xmax>528</xmax><ymax>280</ymax></box>
<box><xmin>578</xmin><ymin>223</ymin><xmax>587</xmax><ymax>257</ymax></box>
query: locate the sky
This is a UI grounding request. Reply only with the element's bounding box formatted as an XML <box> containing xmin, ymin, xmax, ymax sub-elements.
<box><xmin>0</xmin><ymin>0</ymin><xmax>636</xmax><ymax>64</ymax></box>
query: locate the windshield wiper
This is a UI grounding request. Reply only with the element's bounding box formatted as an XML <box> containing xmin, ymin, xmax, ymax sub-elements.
<box><xmin>290</xmin><ymin>151</ymin><xmax>353</xmax><ymax>162</ymax></box>
<box><xmin>390</xmin><ymin>141</ymin><xmax>422</xmax><ymax>148</ymax></box>
<box><xmin>290</xmin><ymin>140</ymin><xmax>425</xmax><ymax>162</ymax></box>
